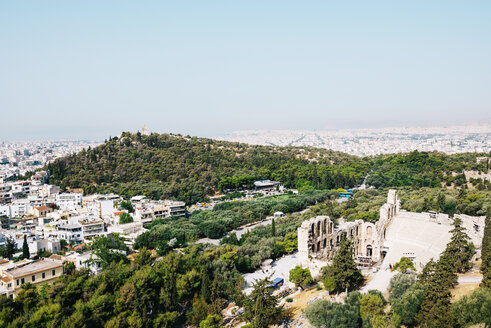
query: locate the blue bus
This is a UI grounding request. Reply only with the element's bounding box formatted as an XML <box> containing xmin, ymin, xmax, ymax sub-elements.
<box><xmin>267</xmin><ymin>277</ymin><xmax>284</xmax><ymax>289</ymax></box>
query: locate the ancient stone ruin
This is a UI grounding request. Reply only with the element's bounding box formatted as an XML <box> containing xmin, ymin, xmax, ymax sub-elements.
<box><xmin>298</xmin><ymin>190</ymin><xmax>399</xmax><ymax>272</ymax></box>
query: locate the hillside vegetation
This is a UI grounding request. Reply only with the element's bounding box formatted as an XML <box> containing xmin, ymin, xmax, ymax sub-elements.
<box><xmin>46</xmin><ymin>132</ymin><xmax>369</xmax><ymax>203</ymax></box>
<box><xmin>45</xmin><ymin>132</ymin><xmax>489</xmax><ymax>204</ymax></box>
<box><xmin>367</xmin><ymin>151</ymin><xmax>490</xmax><ymax>189</ymax></box>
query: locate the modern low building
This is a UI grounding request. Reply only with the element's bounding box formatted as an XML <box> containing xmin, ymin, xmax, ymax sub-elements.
<box><xmin>33</xmin><ymin>206</ymin><xmax>53</xmax><ymax>217</ymax></box>
<box><xmin>0</xmin><ymin>258</ymin><xmax>64</xmax><ymax>297</ymax></box>
<box><xmin>254</xmin><ymin>180</ymin><xmax>283</xmax><ymax>191</ymax></box>
<box><xmin>28</xmin><ymin>238</ymin><xmax>61</xmax><ymax>255</ymax></box>
<box><xmin>165</xmin><ymin>200</ymin><xmax>186</xmax><ymax>217</ymax></box>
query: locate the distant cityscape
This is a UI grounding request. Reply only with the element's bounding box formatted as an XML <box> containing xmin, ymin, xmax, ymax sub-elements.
<box><xmin>0</xmin><ymin>140</ymin><xmax>101</xmax><ymax>181</ymax></box>
<box><xmin>217</xmin><ymin>124</ymin><xmax>491</xmax><ymax>156</ymax></box>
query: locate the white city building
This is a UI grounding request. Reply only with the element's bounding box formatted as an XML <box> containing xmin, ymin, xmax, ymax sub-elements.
<box><xmin>56</xmin><ymin>193</ymin><xmax>82</xmax><ymax>211</ymax></box>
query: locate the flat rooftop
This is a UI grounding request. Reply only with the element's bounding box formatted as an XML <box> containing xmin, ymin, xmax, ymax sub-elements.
<box><xmin>5</xmin><ymin>258</ymin><xmax>63</xmax><ymax>278</ymax></box>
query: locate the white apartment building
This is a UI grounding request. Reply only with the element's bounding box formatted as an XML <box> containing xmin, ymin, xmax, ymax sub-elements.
<box><xmin>10</xmin><ymin>181</ymin><xmax>31</xmax><ymax>196</ymax></box>
<box><xmin>57</xmin><ymin>223</ymin><xmax>83</xmax><ymax>243</ymax></box>
<box><xmin>56</xmin><ymin>193</ymin><xmax>82</xmax><ymax>211</ymax></box>
<box><xmin>28</xmin><ymin>239</ymin><xmax>61</xmax><ymax>255</ymax></box>
<box><xmin>0</xmin><ymin>184</ymin><xmax>12</xmax><ymax>204</ymax></box>
<box><xmin>10</xmin><ymin>199</ymin><xmax>30</xmax><ymax>218</ymax></box>
<box><xmin>80</xmin><ymin>219</ymin><xmax>105</xmax><ymax>239</ymax></box>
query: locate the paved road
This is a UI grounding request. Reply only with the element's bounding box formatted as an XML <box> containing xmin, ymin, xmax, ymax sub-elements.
<box><xmin>458</xmin><ymin>275</ymin><xmax>483</xmax><ymax>284</ymax></box>
<box><xmin>361</xmin><ymin>261</ymin><xmax>397</xmax><ymax>293</ymax></box>
<box><xmin>194</xmin><ymin>217</ymin><xmax>274</xmax><ymax>245</ymax></box>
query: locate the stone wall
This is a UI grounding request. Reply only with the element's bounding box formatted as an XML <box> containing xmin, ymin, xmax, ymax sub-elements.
<box><xmin>298</xmin><ymin>189</ymin><xmax>399</xmax><ymax>271</ymax></box>
<box><xmin>456</xmin><ymin>213</ymin><xmax>486</xmax><ymax>247</ymax></box>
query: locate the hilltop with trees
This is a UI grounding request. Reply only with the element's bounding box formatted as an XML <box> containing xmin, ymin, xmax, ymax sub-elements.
<box><xmin>45</xmin><ymin>132</ymin><xmax>368</xmax><ymax>204</ymax></box>
<box><xmin>43</xmin><ymin>132</ymin><xmax>489</xmax><ymax>204</ymax></box>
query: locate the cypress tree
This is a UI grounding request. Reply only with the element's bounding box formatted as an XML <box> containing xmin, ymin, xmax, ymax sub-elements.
<box><xmin>22</xmin><ymin>235</ymin><xmax>29</xmax><ymax>259</ymax></box>
<box><xmin>6</xmin><ymin>237</ymin><xmax>16</xmax><ymax>259</ymax></box>
<box><xmin>271</xmin><ymin>218</ymin><xmax>276</xmax><ymax>237</ymax></box>
<box><xmin>481</xmin><ymin>213</ymin><xmax>491</xmax><ymax>288</ymax></box>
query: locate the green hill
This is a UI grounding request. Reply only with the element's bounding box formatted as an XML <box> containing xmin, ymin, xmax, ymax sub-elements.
<box><xmin>46</xmin><ymin>132</ymin><xmax>369</xmax><ymax>203</ymax></box>
<box><xmin>45</xmin><ymin>132</ymin><xmax>489</xmax><ymax>204</ymax></box>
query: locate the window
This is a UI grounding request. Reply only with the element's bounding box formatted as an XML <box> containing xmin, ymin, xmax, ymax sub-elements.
<box><xmin>31</xmin><ymin>275</ymin><xmax>35</xmax><ymax>282</ymax></box>
<box><xmin>42</xmin><ymin>272</ymin><xmax>45</xmax><ymax>279</ymax></box>
<box><xmin>16</xmin><ymin>279</ymin><xmax>19</xmax><ymax>286</ymax></box>
<box><xmin>52</xmin><ymin>269</ymin><xmax>56</xmax><ymax>276</ymax></box>
<box><xmin>21</xmin><ymin>278</ymin><xmax>24</xmax><ymax>284</ymax></box>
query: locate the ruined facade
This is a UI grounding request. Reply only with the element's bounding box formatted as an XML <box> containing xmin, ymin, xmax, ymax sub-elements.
<box><xmin>298</xmin><ymin>190</ymin><xmax>399</xmax><ymax>270</ymax></box>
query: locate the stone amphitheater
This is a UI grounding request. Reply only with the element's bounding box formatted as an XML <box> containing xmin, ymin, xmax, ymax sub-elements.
<box><xmin>297</xmin><ymin>190</ymin><xmax>485</xmax><ymax>277</ymax></box>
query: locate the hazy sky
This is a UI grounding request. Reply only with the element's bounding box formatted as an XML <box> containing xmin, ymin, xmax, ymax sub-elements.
<box><xmin>1</xmin><ymin>1</ymin><xmax>490</xmax><ymax>140</ymax></box>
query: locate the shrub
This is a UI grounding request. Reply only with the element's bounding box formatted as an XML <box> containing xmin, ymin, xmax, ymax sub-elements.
<box><xmin>392</xmin><ymin>257</ymin><xmax>416</xmax><ymax>273</ymax></box>
<box><xmin>289</xmin><ymin>265</ymin><xmax>314</xmax><ymax>289</ymax></box>
<box><xmin>119</xmin><ymin>212</ymin><xmax>133</xmax><ymax>224</ymax></box>
<box><xmin>388</xmin><ymin>273</ymin><xmax>416</xmax><ymax>302</ymax></box>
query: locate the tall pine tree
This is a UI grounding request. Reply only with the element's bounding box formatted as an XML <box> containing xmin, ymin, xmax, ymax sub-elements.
<box><xmin>243</xmin><ymin>278</ymin><xmax>283</xmax><ymax>328</ymax></box>
<box><xmin>446</xmin><ymin>218</ymin><xmax>474</xmax><ymax>273</ymax></box>
<box><xmin>321</xmin><ymin>236</ymin><xmax>363</xmax><ymax>293</ymax></box>
<box><xmin>417</xmin><ymin>253</ymin><xmax>457</xmax><ymax>327</ymax></box>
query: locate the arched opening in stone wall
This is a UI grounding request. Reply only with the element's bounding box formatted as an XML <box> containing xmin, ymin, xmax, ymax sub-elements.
<box><xmin>311</xmin><ymin>223</ymin><xmax>315</xmax><ymax>237</ymax></box>
<box><xmin>317</xmin><ymin>241</ymin><xmax>321</xmax><ymax>252</ymax></box>
<box><xmin>317</xmin><ymin>221</ymin><xmax>321</xmax><ymax>236</ymax></box>
<box><xmin>323</xmin><ymin>238</ymin><xmax>327</xmax><ymax>248</ymax></box>
<box><xmin>322</xmin><ymin>220</ymin><xmax>327</xmax><ymax>234</ymax></box>
<box><xmin>366</xmin><ymin>245</ymin><xmax>373</xmax><ymax>257</ymax></box>
<box><xmin>366</xmin><ymin>226</ymin><xmax>372</xmax><ymax>236</ymax></box>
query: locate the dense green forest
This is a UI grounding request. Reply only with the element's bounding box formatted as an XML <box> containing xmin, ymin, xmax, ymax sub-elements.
<box><xmin>45</xmin><ymin>132</ymin><xmax>368</xmax><ymax>204</ymax></box>
<box><xmin>366</xmin><ymin>151</ymin><xmax>490</xmax><ymax>189</ymax></box>
<box><xmin>44</xmin><ymin>132</ymin><xmax>489</xmax><ymax>204</ymax></box>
